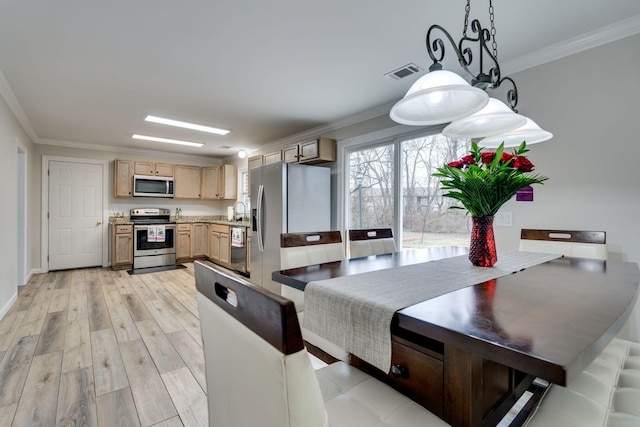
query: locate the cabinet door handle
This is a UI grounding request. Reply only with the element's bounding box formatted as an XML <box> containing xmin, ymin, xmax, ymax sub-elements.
<box><xmin>390</xmin><ymin>364</ymin><xmax>408</xmax><ymax>378</ymax></box>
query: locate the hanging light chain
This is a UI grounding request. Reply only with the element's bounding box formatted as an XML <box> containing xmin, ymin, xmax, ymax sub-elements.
<box><xmin>463</xmin><ymin>0</ymin><xmax>471</xmax><ymax>37</ymax></box>
<box><xmin>489</xmin><ymin>0</ymin><xmax>497</xmax><ymax>59</ymax></box>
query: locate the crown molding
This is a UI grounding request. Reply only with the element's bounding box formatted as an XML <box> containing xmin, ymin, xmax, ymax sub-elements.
<box><xmin>37</xmin><ymin>138</ymin><xmax>223</xmax><ymax>164</ymax></box>
<box><xmin>0</xmin><ymin>69</ymin><xmax>39</xmax><ymax>143</ymax></box>
<box><xmin>502</xmin><ymin>14</ymin><xmax>640</xmax><ymax>75</ymax></box>
<box><xmin>249</xmin><ymin>101</ymin><xmax>396</xmax><ymax>155</ymax></box>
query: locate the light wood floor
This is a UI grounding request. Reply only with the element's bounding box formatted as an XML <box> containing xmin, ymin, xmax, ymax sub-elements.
<box><xmin>0</xmin><ymin>263</ymin><xmax>208</xmax><ymax>427</ymax></box>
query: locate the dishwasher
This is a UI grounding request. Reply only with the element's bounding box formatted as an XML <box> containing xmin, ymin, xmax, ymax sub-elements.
<box><xmin>230</xmin><ymin>227</ymin><xmax>248</xmax><ymax>276</ymax></box>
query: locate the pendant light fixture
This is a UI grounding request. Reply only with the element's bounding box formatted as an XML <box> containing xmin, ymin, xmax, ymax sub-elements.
<box><xmin>390</xmin><ymin>0</ymin><xmax>552</xmax><ymax>144</ymax></box>
<box><xmin>480</xmin><ymin>118</ymin><xmax>553</xmax><ymax>147</ymax></box>
<box><xmin>443</xmin><ymin>98</ymin><xmax>526</xmax><ymax>139</ymax></box>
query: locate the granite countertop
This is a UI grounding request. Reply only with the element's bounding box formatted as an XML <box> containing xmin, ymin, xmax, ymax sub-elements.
<box><xmin>109</xmin><ymin>216</ymin><xmax>250</xmax><ymax>228</ymax></box>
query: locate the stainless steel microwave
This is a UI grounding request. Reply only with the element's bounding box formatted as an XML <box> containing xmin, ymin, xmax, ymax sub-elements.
<box><xmin>133</xmin><ymin>175</ymin><xmax>174</xmax><ymax>198</ymax></box>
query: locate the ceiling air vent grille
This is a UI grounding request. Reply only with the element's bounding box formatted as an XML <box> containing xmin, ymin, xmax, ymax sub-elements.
<box><xmin>384</xmin><ymin>63</ymin><xmax>424</xmax><ymax>80</ymax></box>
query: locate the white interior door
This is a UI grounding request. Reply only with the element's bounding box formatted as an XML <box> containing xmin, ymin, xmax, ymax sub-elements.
<box><xmin>49</xmin><ymin>160</ymin><xmax>104</xmax><ymax>270</ymax></box>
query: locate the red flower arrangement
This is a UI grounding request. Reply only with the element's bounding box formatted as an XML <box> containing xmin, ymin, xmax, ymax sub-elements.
<box><xmin>435</xmin><ymin>142</ymin><xmax>548</xmax><ymax>217</ymax></box>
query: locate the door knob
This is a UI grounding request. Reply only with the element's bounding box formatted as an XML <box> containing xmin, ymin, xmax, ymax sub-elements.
<box><xmin>96</xmin><ymin>221</ymin><xmax>102</xmax><ymax>226</ymax></box>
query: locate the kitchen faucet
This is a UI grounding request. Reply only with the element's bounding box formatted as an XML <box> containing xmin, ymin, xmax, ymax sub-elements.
<box><xmin>233</xmin><ymin>201</ymin><xmax>247</xmax><ymax>221</ymax></box>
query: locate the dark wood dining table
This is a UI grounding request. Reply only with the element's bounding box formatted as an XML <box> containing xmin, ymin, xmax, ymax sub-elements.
<box><xmin>272</xmin><ymin>247</ymin><xmax>640</xmax><ymax>427</ymax></box>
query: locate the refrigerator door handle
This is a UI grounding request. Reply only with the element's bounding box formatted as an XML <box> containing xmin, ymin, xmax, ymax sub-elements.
<box><xmin>256</xmin><ymin>184</ymin><xmax>264</xmax><ymax>252</ymax></box>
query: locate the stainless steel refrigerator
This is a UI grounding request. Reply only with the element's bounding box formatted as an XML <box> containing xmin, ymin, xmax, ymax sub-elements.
<box><xmin>250</xmin><ymin>162</ymin><xmax>331</xmax><ymax>293</ymax></box>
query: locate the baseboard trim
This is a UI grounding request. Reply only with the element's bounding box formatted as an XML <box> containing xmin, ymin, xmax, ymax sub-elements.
<box><xmin>0</xmin><ymin>292</ymin><xmax>18</xmax><ymax>321</ymax></box>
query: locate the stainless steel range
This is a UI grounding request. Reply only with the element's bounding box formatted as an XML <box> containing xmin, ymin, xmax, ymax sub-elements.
<box><xmin>130</xmin><ymin>208</ymin><xmax>176</xmax><ymax>269</ymax></box>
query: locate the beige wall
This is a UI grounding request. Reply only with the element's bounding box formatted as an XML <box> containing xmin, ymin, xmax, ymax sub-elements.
<box><xmin>492</xmin><ymin>34</ymin><xmax>640</xmax><ymax>338</ymax></box>
<box><xmin>0</xmin><ymin>93</ymin><xmax>35</xmax><ymax>314</ymax></box>
<box><xmin>493</xmin><ymin>34</ymin><xmax>640</xmax><ymax>265</ymax></box>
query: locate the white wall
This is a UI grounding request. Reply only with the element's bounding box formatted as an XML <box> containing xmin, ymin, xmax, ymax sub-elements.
<box><xmin>0</xmin><ymin>93</ymin><xmax>35</xmax><ymax>316</ymax></box>
<box><xmin>493</xmin><ymin>34</ymin><xmax>640</xmax><ymax>339</ymax></box>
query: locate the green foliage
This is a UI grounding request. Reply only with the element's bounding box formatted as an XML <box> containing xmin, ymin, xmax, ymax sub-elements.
<box><xmin>434</xmin><ymin>141</ymin><xmax>548</xmax><ymax>217</ymax></box>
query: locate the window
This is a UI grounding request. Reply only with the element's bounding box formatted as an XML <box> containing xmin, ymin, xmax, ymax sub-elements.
<box><xmin>346</xmin><ymin>131</ymin><xmax>471</xmax><ymax>249</ymax></box>
<box><xmin>400</xmin><ymin>134</ymin><xmax>470</xmax><ymax>249</ymax></box>
<box><xmin>348</xmin><ymin>143</ymin><xmax>394</xmax><ymax>229</ymax></box>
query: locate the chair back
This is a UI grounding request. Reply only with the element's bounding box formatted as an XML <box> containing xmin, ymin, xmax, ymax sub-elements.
<box><xmin>280</xmin><ymin>231</ymin><xmax>344</xmax><ymax>270</ymax></box>
<box><xmin>348</xmin><ymin>228</ymin><xmax>397</xmax><ymax>258</ymax></box>
<box><xmin>519</xmin><ymin>229</ymin><xmax>607</xmax><ymax>260</ymax></box>
<box><xmin>195</xmin><ymin>261</ymin><xmax>328</xmax><ymax>427</ymax></box>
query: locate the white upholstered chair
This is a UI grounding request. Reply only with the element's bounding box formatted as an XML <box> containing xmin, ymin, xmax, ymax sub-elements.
<box><xmin>524</xmin><ymin>338</ymin><xmax>640</xmax><ymax>427</ymax></box>
<box><xmin>195</xmin><ymin>261</ymin><xmax>450</xmax><ymax>427</ymax></box>
<box><xmin>519</xmin><ymin>229</ymin><xmax>607</xmax><ymax>260</ymax></box>
<box><xmin>280</xmin><ymin>231</ymin><xmax>348</xmax><ymax>361</ymax></box>
<box><xmin>349</xmin><ymin>228</ymin><xmax>398</xmax><ymax>258</ymax></box>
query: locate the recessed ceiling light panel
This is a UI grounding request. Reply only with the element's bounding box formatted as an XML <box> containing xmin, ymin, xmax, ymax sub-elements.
<box><xmin>145</xmin><ymin>115</ymin><xmax>230</xmax><ymax>135</ymax></box>
<box><xmin>132</xmin><ymin>134</ymin><xmax>204</xmax><ymax>147</ymax></box>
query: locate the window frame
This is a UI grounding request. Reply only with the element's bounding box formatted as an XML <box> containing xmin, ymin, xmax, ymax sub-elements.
<box><xmin>337</xmin><ymin>124</ymin><xmax>447</xmax><ymax>248</ymax></box>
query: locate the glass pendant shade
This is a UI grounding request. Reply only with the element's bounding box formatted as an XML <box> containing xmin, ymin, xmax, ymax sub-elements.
<box><xmin>479</xmin><ymin>118</ymin><xmax>553</xmax><ymax>147</ymax></box>
<box><xmin>390</xmin><ymin>70</ymin><xmax>489</xmax><ymax>125</ymax></box>
<box><xmin>442</xmin><ymin>98</ymin><xmax>527</xmax><ymax>139</ymax></box>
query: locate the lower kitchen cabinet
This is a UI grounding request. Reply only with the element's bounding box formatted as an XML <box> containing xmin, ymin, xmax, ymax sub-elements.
<box><xmin>176</xmin><ymin>224</ymin><xmax>192</xmax><ymax>261</ymax></box>
<box><xmin>209</xmin><ymin>224</ymin><xmax>230</xmax><ymax>266</ymax></box>
<box><xmin>110</xmin><ymin>224</ymin><xmax>133</xmax><ymax>270</ymax></box>
<box><xmin>192</xmin><ymin>223</ymin><xmax>208</xmax><ymax>258</ymax></box>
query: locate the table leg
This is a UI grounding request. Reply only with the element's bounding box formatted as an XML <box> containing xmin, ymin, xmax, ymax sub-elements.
<box><xmin>444</xmin><ymin>344</ymin><xmax>484</xmax><ymax>427</ymax></box>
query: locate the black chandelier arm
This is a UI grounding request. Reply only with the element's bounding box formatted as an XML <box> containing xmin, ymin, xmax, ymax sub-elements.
<box><xmin>425</xmin><ymin>24</ymin><xmax>475</xmax><ymax>79</ymax></box>
<box><xmin>459</xmin><ymin>19</ymin><xmax>502</xmax><ymax>88</ymax></box>
<box><xmin>489</xmin><ymin>76</ymin><xmax>519</xmax><ymax>112</ymax></box>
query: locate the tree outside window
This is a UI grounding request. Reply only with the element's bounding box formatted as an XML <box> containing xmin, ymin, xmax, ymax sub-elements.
<box><xmin>348</xmin><ymin>133</ymin><xmax>471</xmax><ymax>249</ymax></box>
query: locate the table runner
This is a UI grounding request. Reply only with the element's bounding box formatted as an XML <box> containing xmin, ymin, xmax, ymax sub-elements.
<box><xmin>303</xmin><ymin>250</ymin><xmax>560</xmax><ymax>372</ymax></box>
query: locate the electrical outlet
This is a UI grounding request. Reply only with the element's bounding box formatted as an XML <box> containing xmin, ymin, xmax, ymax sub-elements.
<box><xmin>495</xmin><ymin>211</ymin><xmax>513</xmax><ymax>227</ymax></box>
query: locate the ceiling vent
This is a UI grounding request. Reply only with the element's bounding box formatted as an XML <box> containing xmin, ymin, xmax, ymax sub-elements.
<box><xmin>384</xmin><ymin>63</ymin><xmax>424</xmax><ymax>80</ymax></box>
<box><xmin>217</xmin><ymin>145</ymin><xmax>233</xmax><ymax>149</ymax></box>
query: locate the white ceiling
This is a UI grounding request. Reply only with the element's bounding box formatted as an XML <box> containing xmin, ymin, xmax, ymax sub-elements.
<box><xmin>1</xmin><ymin>0</ymin><xmax>639</xmax><ymax>158</ymax></box>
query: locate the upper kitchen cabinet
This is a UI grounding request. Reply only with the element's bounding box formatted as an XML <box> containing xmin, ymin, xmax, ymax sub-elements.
<box><xmin>283</xmin><ymin>137</ymin><xmax>336</xmax><ymax>164</ymax></box>
<box><xmin>248</xmin><ymin>155</ymin><xmax>263</xmax><ymax>170</ymax></box>
<box><xmin>263</xmin><ymin>151</ymin><xmax>282</xmax><ymax>165</ymax></box>
<box><xmin>134</xmin><ymin>161</ymin><xmax>174</xmax><ymax>177</ymax></box>
<box><xmin>174</xmin><ymin>165</ymin><xmax>202</xmax><ymax>199</ymax></box>
<box><xmin>202</xmin><ymin>165</ymin><xmax>237</xmax><ymax>200</ymax></box>
<box><xmin>114</xmin><ymin>159</ymin><xmax>133</xmax><ymax>197</ymax></box>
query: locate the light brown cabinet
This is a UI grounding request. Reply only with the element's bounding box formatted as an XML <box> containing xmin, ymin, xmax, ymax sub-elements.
<box><xmin>284</xmin><ymin>137</ymin><xmax>336</xmax><ymax>164</ymax></box>
<box><xmin>174</xmin><ymin>165</ymin><xmax>202</xmax><ymax>199</ymax></box>
<box><xmin>209</xmin><ymin>224</ymin><xmax>230</xmax><ymax>266</ymax></box>
<box><xmin>192</xmin><ymin>223</ymin><xmax>209</xmax><ymax>258</ymax></box>
<box><xmin>263</xmin><ymin>151</ymin><xmax>282</xmax><ymax>165</ymax></box>
<box><xmin>176</xmin><ymin>223</ymin><xmax>192</xmax><ymax>261</ymax></box>
<box><xmin>248</xmin><ymin>155</ymin><xmax>263</xmax><ymax>170</ymax></box>
<box><xmin>248</xmin><ymin>155</ymin><xmax>263</xmax><ymax>189</ymax></box>
<box><xmin>110</xmin><ymin>224</ymin><xmax>133</xmax><ymax>269</ymax></box>
<box><xmin>201</xmin><ymin>165</ymin><xmax>237</xmax><ymax>200</ymax></box>
<box><xmin>114</xmin><ymin>160</ymin><xmax>134</xmax><ymax>198</ymax></box>
<box><xmin>134</xmin><ymin>161</ymin><xmax>173</xmax><ymax>177</ymax></box>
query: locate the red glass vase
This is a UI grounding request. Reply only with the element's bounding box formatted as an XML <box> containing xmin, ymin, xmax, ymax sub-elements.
<box><xmin>469</xmin><ymin>216</ymin><xmax>497</xmax><ymax>267</ymax></box>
